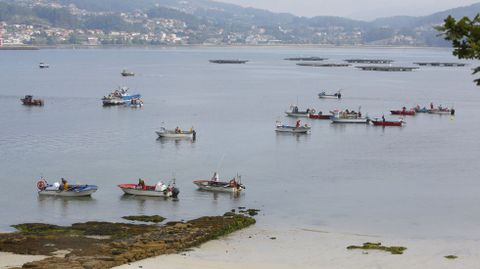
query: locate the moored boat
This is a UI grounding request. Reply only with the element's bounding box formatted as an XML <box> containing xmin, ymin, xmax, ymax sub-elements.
<box><xmin>331</xmin><ymin>110</ymin><xmax>368</xmax><ymax>124</ymax></box>
<box><xmin>275</xmin><ymin>120</ymin><xmax>311</xmax><ymax>133</ymax></box>
<box><xmin>128</xmin><ymin>98</ymin><xmax>143</xmax><ymax>108</ymax></box>
<box><xmin>37</xmin><ymin>178</ymin><xmax>97</xmax><ymax>197</ymax></box>
<box><xmin>156</xmin><ymin>127</ymin><xmax>196</xmax><ymax>139</ymax></box>
<box><xmin>428</xmin><ymin>108</ymin><xmax>455</xmax><ymax>115</ymax></box>
<box><xmin>121</xmin><ymin>70</ymin><xmax>135</xmax><ymax>77</ymax></box>
<box><xmin>371</xmin><ymin>118</ymin><xmax>404</xmax><ymax>126</ymax></box>
<box><xmin>102</xmin><ymin>87</ymin><xmax>141</xmax><ymax>106</ymax></box>
<box><xmin>193</xmin><ymin>174</ymin><xmax>245</xmax><ymax>193</ymax></box>
<box><xmin>318</xmin><ymin>91</ymin><xmax>342</xmax><ymax>99</ymax></box>
<box><xmin>21</xmin><ymin>95</ymin><xmax>44</xmax><ymax>106</ymax></box>
<box><xmin>414</xmin><ymin>105</ymin><xmax>429</xmax><ymax>113</ymax></box>
<box><xmin>390</xmin><ymin>107</ymin><xmax>416</xmax><ymax>116</ymax></box>
<box><xmin>39</xmin><ymin>62</ymin><xmax>49</xmax><ymax>69</ymax></box>
<box><xmin>308</xmin><ymin>112</ymin><xmax>332</xmax><ymax>120</ymax></box>
<box><xmin>118</xmin><ymin>179</ymin><xmax>179</xmax><ymax>198</ymax></box>
<box><xmin>285</xmin><ymin>106</ymin><xmax>315</xmax><ymax>117</ymax></box>
<box><xmin>209</xmin><ymin>59</ymin><xmax>248</xmax><ymax>64</ymax></box>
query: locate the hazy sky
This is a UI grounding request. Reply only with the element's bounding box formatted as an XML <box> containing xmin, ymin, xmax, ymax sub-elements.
<box><xmin>218</xmin><ymin>0</ymin><xmax>479</xmax><ymax>20</ymax></box>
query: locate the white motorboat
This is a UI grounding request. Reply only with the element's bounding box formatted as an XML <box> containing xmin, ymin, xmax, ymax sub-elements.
<box><xmin>331</xmin><ymin>110</ymin><xmax>368</xmax><ymax>124</ymax></box>
<box><xmin>37</xmin><ymin>179</ymin><xmax>97</xmax><ymax>197</ymax></box>
<box><xmin>318</xmin><ymin>91</ymin><xmax>342</xmax><ymax>99</ymax></box>
<box><xmin>193</xmin><ymin>175</ymin><xmax>245</xmax><ymax>193</ymax></box>
<box><xmin>118</xmin><ymin>181</ymin><xmax>179</xmax><ymax>198</ymax></box>
<box><xmin>275</xmin><ymin>120</ymin><xmax>311</xmax><ymax>133</ymax></box>
<box><xmin>285</xmin><ymin>105</ymin><xmax>315</xmax><ymax>117</ymax></box>
<box><xmin>156</xmin><ymin>127</ymin><xmax>196</xmax><ymax>139</ymax></box>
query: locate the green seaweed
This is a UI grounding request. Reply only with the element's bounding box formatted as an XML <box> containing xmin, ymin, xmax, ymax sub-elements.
<box><xmin>347</xmin><ymin>242</ymin><xmax>407</xmax><ymax>255</ymax></box>
<box><xmin>445</xmin><ymin>255</ymin><xmax>458</xmax><ymax>259</ymax></box>
<box><xmin>122</xmin><ymin>215</ymin><xmax>166</xmax><ymax>223</ymax></box>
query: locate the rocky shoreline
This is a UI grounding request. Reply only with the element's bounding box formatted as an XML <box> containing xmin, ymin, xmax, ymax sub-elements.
<box><xmin>0</xmin><ymin>213</ymin><xmax>256</xmax><ymax>269</ymax></box>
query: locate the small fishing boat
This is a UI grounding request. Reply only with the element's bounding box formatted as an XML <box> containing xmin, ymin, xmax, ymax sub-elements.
<box><xmin>102</xmin><ymin>87</ymin><xmax>141</xmax><ymax>106</ymax></box>
<box><xmin>37</xmin><ymin>178</ymin><xmax>97</xmax><ymax>197</ymax></box>
<box><xmin>428</xmin><ymin>107</ymin><xmax>455</xmax><ymax>115</ymax></box>
<box><xmin>121</xmin><ymin>70</ymin><xmax>135</xmax><ymax>77</ymax></box>
<box><xmin>39</xmin><ymin>62</ymin><xmax>49</xmax><ymax>69</ymax></box>
<box><xmin>390</xmin><ymin>108</ymin><xmax>416</xmax><ymax>116</ymax></box>
<box><xmin>285</xmin><ymin>106</ymin><xmax>315</xmax><ymax>117</ymax></box>
<box><xmin>331</xmin><ymin>110</ymin><xmax>368</xmax><ymax>124</ymax></box>
<box><xmin>308</xmin><ymin>112</ymin><xmax>332</xmax><ymax>120</ymax></box>
<box><xmin>118</xmin><ymin>180</ymin><xmax>179</xmax><ymax>198</ymax></box>
<box><xmin>193</xmin><ymin>174</ymin><xmax>245</xmax><ymax>193</ymax></box>
<box><xmin>371</xmin><ymin>118</ymin><xmax>404</xmax><ymax>126</ymax></box>
<box><xmin>275</xmin><ymin>120</ymin><xmax>311</xmax><ymax>133</ymax></box>
<box><xmin>318</xmin><ymin>91</ymin><xmax>342</xmax><ymax>99</ymax></box>
<box><xmin>209</xmin><ymin>59</ymin><xmax>248</xmax><ymax>64</ymax></box>
<box><xmin>156</xmin><ymin>127</ymin><xmax>196</xmax><ymax>139</ymax></box>
<box><xmin>21</xmin><ymin>95</ymin><xmax>44</xmax><ymax>106</ymax></box>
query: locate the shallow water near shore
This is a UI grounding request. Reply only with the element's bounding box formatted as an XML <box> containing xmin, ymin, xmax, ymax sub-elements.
<box><xmin>0</xmin><ymin>47</ymin><xmax>479</xmax><ymax>240</ymax></box>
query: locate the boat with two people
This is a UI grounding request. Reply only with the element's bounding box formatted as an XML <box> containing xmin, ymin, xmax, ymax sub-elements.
<box><xmin>285</xmin><ymin>105</ymin><xmax>315</xmax><ymax>117</ymax></box>
<box><xmin>102</xmin><ymin>87</ymin><xmax>141</xmax><ymax>106</ymax></box>
<box><xmin>121</xmin><ymin>69</ymin><xmax>135</xmax><ymax>77</ymax></box>
<box><xmin>193</xmin><ymin>173</ymin><xmax>245</xmax><ymax>193</ymax></box>
<box><xmin>318</xmin><ymin>91</ymin><xmax>342</xmax><ymax>99</ymax></box>
<box><xmin>390</xmin><ymin>107</ymin><xmax>416</xmax><ymax>116</ymax></box>
<box><xmin>21</xmin><ymin>95</ymin><xmax>44</xmax><ymax>106</ymax></box>
<box><xmin>331</xmin><ymin>109</ymin><xmax>369</xmax><ymax>124</ymax></box>
<box><xmin>371</xmin><ymin>115</ymin><xmax>405</xmax><ymax>127</ymax></box>
<box><xmin>156</xmin><ymin>127</ymin><xmax>196</xmax><ymax>139</ymax></box>
<box><xmin>275</xmin><ymin>120</ymin><xmax>311</xmax><ymax>133</ymax></box>
<box><xmin>118</xmin><ymin>178</ymin><xmax>179</xmax><ymax>198</ymax></box>
<box><xmin>36</xmin><ymin>177</ymin><xmax>98</xmax><ymax>197</ymax></box>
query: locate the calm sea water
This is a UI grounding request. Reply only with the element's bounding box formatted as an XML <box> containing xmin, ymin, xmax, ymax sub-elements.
<box><xmin>0</xmin><ymin>47</ymin><xmax>479</xmax><ymax>240</ymax></box>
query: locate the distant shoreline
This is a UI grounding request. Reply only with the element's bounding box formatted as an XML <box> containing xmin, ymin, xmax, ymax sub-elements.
<box><xmin>0</xmin><ymin>44</ymin><xmax>453</xmax><ymax>51</ymax></box>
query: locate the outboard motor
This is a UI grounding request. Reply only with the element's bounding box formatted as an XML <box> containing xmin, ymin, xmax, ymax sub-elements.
<box><xmin>172</xmin><ymin>187</ymin><xmax>180</xmax><ymax>198</ymax></box>
<box><xmin>451</xmin><ymin>109</ymin><xmax>455</xmax><ymax>116</ymax></box>
<box><xmin>192</xmin><ymin>130</ymin><xmax>196</xmax><ymax>140</ymax></box>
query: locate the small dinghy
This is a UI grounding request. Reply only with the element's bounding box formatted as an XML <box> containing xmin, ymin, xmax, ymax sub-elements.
<box><xmin>118</xmin><ymin>179</ymin><xmax>179</xmax><ymax>198</ymax></box>
<box><xmin>414</xmin><ymin>106</ymin><xmax>429</xmax><ymax>113</ymax></box>
<box><xmin>121</xmin><ymin>69</ymin><xmax>135</xmax><ymax>77</ymax></box>
<box><xmin>390</xmin><ymin>107</ymin><xmax>416</xmax><ymax>116</ymax></box>
<box><xmin>371</xmin><ymin>117</ymin><xmax>404</xmax><ymax>127</ymax></box>
<box><xmin>331</xmin><ymin>110</ymin><xmax>368</xmax><ymax>124</ymax></box>
<box><xmin>37</xmin><ymin>178</ymin><xmax>97</xmax><ymax>197</ymax></box>
<box><xmin>156</xmin><ymin>127</ymin><xmax>196</xmax><ymax>139</ymax></box>
<box><xmin>193</xmin><ymin>174</ymin><xmax>245</xmax><ymax>193</ymax></box>
<box><xmin>39</xmin><ymin>62</ymin><xmax>49</xmax><ymax>69</ymax></box>
<box><xmin>318</xmin><ymin>91</ymin><xmax>341</xmax><ymax>99</ymax></box>
<box><xmin>275</xmin><ymin>120</ymin><xmax>311</xmax><ymax>133</ymax></box>
<box><xmin>128</xmin><ymin>98</ymin><xmax>143</xmax><ymax>108</ymax></box>
<box><xmin>285</xmin><ymin>105</ymin><xmax>315</xmax><ymax>117</ymax></box>
<box><xmin>21</xmin><ymin>95</ymin><xmax>44</xmax><ymax>106</ymax></box>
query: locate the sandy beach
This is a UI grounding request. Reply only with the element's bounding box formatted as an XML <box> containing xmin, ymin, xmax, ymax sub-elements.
<box><xmin>0</xmin><ymin>252</ymin><xmax>46</xmax><ymax>269</ymax></box>
<box><xmin>114</xmin><ymin>224</ymin><xmax>479</xmax><ymax>269</ymax></box>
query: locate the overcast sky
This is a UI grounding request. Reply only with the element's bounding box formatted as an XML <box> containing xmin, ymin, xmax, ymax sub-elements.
<box><xmin>218</xmin><ymin>0</ymin><xmax>479</xmax><ymax>20</ymax></box>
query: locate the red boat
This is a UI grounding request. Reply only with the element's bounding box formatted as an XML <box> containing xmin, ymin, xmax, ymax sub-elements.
<box><xmin>21</xmin><ymin>95</ymin><xmax>44</xmax><ymax>106</ymax></box>
<box><xmin>308</xmin><ymin>113</ymin><xmax>332</xmax><ymax>120</ymax></box>
<box><xmin>390</xmin><ymin>108</ymin><xmax>415</xmax><ymax>116</ymax></box>
<box><xmin>371</xmin><ymin>120</ymin><xmax>404</xmax><ymax>126</ymax></box>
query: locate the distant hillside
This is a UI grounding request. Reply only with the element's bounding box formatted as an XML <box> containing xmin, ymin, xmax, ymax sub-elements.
<box><xmin>1</xmin><ymin>0</ymin><xmax>479</xmax><ymax>46</ymax></box>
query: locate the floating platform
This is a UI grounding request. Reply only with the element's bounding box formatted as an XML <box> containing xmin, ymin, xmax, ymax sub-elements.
<box><xmin>345</xmin><ymin>59</ymin><xmax>393</xmax><ymax>64</ymax></box>
<box><xmin>296</xmin><ymin>63</ymin><xmax>350</xmax><ymax>67</ymax></box>
<box><xmin>413</xmin><ymin>62</ymin><xmax>467</xmax><ymax>67</ymax></box>
<box><xmin>356</xmin><ymin>66</ymin><xmax>419</xmax><ymax>72</ymax></box>
<box><xmin>284</xmin><ymin>57</ymin><xmax>327</xmax><ymax>61</ymax></box>
<box><xmin>209</xmin><ymin>59</ymin><xmax>248</xmax><ymax>64</ymax></box>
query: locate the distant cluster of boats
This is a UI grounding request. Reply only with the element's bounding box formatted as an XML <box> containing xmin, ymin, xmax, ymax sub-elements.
<box><xmin>276</xmin><ymin>91</ymin><xmax>455</xmax><ymax>133</ymax></box>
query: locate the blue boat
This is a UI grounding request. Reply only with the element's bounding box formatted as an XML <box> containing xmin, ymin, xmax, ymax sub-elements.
<box><xmin>102</xmin><ymin>87</ymin><xmax>141</xmax><ymax>106</ymax></box>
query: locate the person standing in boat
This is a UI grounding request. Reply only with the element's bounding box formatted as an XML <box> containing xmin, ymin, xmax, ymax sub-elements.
<box><xmin>296</xmin><ymin>120</ymin><xmax>301</xmax><ymax>128</ymax></box>
<box><xmin>138</xmin><ymin>178</ymin><xmax>145</xmax><ymax>190</ymax></box>
<box><xmin>382</xmin><ymin>115</ymin><xmax>385</xmax><ymax>122</ymax></box>
<box><xmin>212</xmin><ymin>172</ymin><xmax>219</xmax><ymax>182</ymax></box>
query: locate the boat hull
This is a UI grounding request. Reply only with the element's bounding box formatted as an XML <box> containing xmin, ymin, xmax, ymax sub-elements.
<box><xmin>156</xmin><ymin>131</ymin><xmax>194</xmax><ymax>138</ymax></box>
<box><xmin>308</xmin><ymin>114</ymin><xmax>332</xmax><ymax>120</ymax></box>
<box><xmin>331</xmin><ymin>118</ymin><xmax>368</xmax><ymax>124</ymax></box>
<box><xmin>118</xmin><ymin>184</ymin><xmax>179</xmax><ymax>198</ymax></box>
<box><xmin>275</xmin><ymin>125</ymin><xmax>311</xmax><ymax>133</ymax></box>
<box><xmin>38</xmin><ymin>185</ymin><xmax>98</xmax><ymax>197</ymax></box>
<box><xmin>285</xmin><ymin>112</ymin><xmax>310</xmax><ymax>117</ymax></box>
<box><xmin>193</xmin><ymin>180</ymin><xmax>244</xmax><ymax>193</ymax></box>
<box><xmin>390</xmin><ymin>110</ymin><xmax>416</xmax><ymax>116</ymax></box>
<box><xmin>371</xmin><ymin>120</ymin><xmax>403</xmax><ymax>126</ymax></box>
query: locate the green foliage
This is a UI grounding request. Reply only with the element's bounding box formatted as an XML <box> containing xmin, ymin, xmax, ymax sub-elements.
<box><xmin>122</xmin><ymin>215</ymin><xmax>166</xmax><ymax>223</ymax></box>
<box><xmin>437</xmin><ymin>15</ymin><xmax>480</xmax><ymax>85</ymax></box>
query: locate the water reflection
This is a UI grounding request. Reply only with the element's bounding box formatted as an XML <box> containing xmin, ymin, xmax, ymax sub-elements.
<box><xmin>275</xmin><ymin>132</ymin><xmax>311</xmax><ymax>143</ymax></box>
<box><xmin>156</xmin><ymin>137</ymin><xmax>196</xmax><ymax>149</ymax></box>
<box><xmin>194</xmin><ymin>189</ymin><xmax>244</xmax><ymax>201</ymax></box>
<box><xmin>119</xmin><ymin>194</ymin><xmax>179</xmax><ymax>212</ymax></box>
<box><xmin>37</xmin><ymin>195</ymin><xmax>97</xmax><ymax>218</ymax></box>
